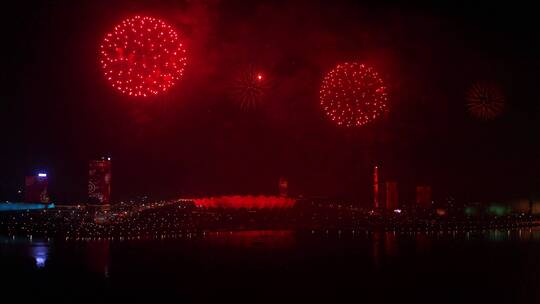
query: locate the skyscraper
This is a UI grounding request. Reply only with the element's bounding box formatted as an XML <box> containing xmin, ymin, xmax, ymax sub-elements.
<box><xmin>278</xmin><ymin>177</ymin><xmax>288</xmax><ymax>197</ymax></box>
<box><xmin>89</xmin><ymin>158</ymin><xmax>112</xmax><ymax>204</ymax></box>
<box><xmin>25</xmin><ymin>173</ymin><xmax>49</xmax><ymax>203</ymax></box>
<box><xmin>385</xmin><ymin>181</ymin><xmax>398</xmax><ymax>210</ymax></box>
<box><xmin>373</xmin><ymin>165</ymin><xmax>380</xmax><ymax>209</ymax></box>
<box><xmin>416</xmin><ymin>186</ymin><xmax>432</xmax><ymax>208</ymax></box>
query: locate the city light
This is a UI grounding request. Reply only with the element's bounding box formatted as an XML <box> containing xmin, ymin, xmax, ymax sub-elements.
<box><xmin>35</xmin><ymin>257</ymin><xmax>46</xmax><ymax>268</ymax></box>
<box><xmin>38</xmin><ymin>173</ymin><xmax>47</xmax><ymax>177</ymax></box>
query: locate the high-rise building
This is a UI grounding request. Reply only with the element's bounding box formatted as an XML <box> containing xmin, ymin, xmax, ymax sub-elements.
<box><xmin>416</xmin><ymin>185</ymin><xmax>432</xmax><ymax>208</ymax></box>
<box><xmin>385</xmin><ymin>181</ymin><xmax>398</xmax><ymax>210</ymax></box>
<box><xmin>89</xmin><ymin>158</ymin><xmax>112</xmax><ymax>204</ymax></box>
<box><xmin>25</xmin><ymin>173</ymin><xmax>49</xmax><ymax>203</ymax></box>
<box><xmin>278</xmin><ymin>177</ymin><xmax>288</xmax><ymax>197</ymax></box>
<box><xmin>373</xmin><ymin>165</ymin><xmax>380</xmax><ymax>209</ymax></box>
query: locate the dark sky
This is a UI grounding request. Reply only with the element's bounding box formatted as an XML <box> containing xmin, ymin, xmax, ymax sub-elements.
<box><xmin>1</xmin><ymin>0</ymin><xmax>539</xmax><ymax>203</ymax></box>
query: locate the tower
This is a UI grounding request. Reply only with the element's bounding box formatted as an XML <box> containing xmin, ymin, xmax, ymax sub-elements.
<box><xmin>278</xmin><ymin>177</ymin><xmax>288</xmax><ymax>197</ymax></box>
<box><xmin>373</xmin><ymin>165</ymin><xmax>380</xmax><ymax>209</ymax></box>
<box><xmin>89</xmin><ymin>157</ymin><xmax>112</xmax><ymax>204</ymax></box>
<box><xmin>416</xmin><ymin>185</ymin><xmax>432</xmax><ymax>208</ymax></box>
<box><xmin>385</xmin><ymin>181</ymin><xmax>398</xmax><ymax>210</ymax></box>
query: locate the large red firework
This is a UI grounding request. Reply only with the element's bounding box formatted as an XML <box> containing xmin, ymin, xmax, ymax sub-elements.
<box><xmin>466</xmin><ymin>82</ymin><xmax>506</xmax><ymax>120</ymax></box>
<box><xmin>99</xmin><ymin>16</ymin><xmax>187</xmax><ymax>97</ymax></box>
<box><xmin>320</xmin><ymin>62</ymin><xmax>389</xmax><ymax>127</ymax></box>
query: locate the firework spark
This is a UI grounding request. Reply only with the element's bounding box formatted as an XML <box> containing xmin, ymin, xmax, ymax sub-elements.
<box><xmin>466</xmin><ymin>82</ymin><xmax>505</xmax><ymax>120</ymax></box>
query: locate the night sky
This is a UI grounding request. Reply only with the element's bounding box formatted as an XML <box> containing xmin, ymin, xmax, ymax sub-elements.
<box><xmin>1</xmin><ymin>0</ymin><xmax>539</xmax><ymax>203</ymax></box>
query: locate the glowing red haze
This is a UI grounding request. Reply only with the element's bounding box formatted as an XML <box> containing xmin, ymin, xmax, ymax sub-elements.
<box><xmin>194</xmin><ymin>195</ymin><xmax>296</xmax><ymax>209</ymax></box>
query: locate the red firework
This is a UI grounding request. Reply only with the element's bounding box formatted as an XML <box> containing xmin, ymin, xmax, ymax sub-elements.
<box><xmin>99</xmin><ymin>16</ymin><xmax>187</xmax><ymax>97</ymax></box>
<box><xmin>466</xmin><ymin>82</ymin><xmax>506</xmax><ymax>120</ymax></box>
<box><xmin>230</xmin><ymin>66</ymin><xmax>270</xmax><ymax>110</ymax></box>
<box><xmin>320</xmin><ymin>62</ymin><xmax>389</xmax><ymax>127</ymax></box>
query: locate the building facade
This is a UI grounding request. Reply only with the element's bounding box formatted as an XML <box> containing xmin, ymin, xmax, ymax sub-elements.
<box><xmin>385</xmin><ymin>181</ymin><xmax>399</xmax><ymax>210</ymax></box>
<box><xmin>278</xmin><ymin>177</ymin><xmax>288</xmax><ymax>197</ymax></box>
<box><xmin>25</xmin><ymin>173</ymin><xmax>49</xmax><ymax>203</ymax></box>
<box><xmin>373</xmin><ymin>166</ymin><xmax>380</xmax><ymax>209</ymax></box>
<box><xmin>89</xmin><ymin>158</ymin><xmax>112</xmax><ymax>204</ymax></box>
<box><xmin>416</xmin><ymin>186</ymin><xmax>432</xmax><ymax>208</ymax></box>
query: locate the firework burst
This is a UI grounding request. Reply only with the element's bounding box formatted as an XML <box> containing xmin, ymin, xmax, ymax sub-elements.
<box><xmin>99</xmin><ymin>15</ymin><xmax>187</xmax><ymax>97</ymax></box>
<box><xmin>466</xmin><ymin>82</ymin><xmax>505</xmax><ymax>120</ymax></box>
<box><xmin>230</xmin><ymin>66</ymin><xmax>270</xmax><ymax>110</ymax></box>
<box><xmin>320</xmin><ymin>62</ymin><xmax>389</xmax><ymax>127</ymax></box>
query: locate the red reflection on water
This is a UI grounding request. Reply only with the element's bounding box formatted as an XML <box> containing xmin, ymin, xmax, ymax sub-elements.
<box><xmin>372</xmin><ymin>232</ymin><xmax>382</xmax><ymax>268</ymax></box>
<box><xmin>194</xmin><ymin>195</ymin><xmax>296</xmax><ymax>209</ymax></box>
<box><xmin>415</xmin><ymin>233</ymin><xmax>431</xmax><ymax>254</ymax></box>
<box><xmin>85</xmin><ymin>241</ymin><xmax>110</xmax><ymax>277</ymax></box>
<box><xmin>384</xmin><ymin>232</ymin><xmax>398</xmax><ymax>257</ymax></box>
<box><xmin>204</xmin><ymin>230</ymin><xmax>295</xmax><ymax>248</ymax></box>
<box><xmin>372</xmin><ymin>232</ymin><xmax>398</xmax><ymax>268</ymax></box>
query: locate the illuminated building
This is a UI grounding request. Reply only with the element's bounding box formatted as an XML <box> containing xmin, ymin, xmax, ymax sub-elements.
<box><xmin>385</xmin><ymin>181</ymin><xmax>398</xmax><ymax>210</ymax></box>
<box><xmin>0</xmin><ymin>202</ymin><xmax>55</xmax><ymax>212</ymax></box>
<box><xmin>278</xmin><ymin>177</ymin><xmax>288</xmax><ymax>197</ymax></box>
<box><xmin>25</xmin><ymin>173</ymin><xmax>49</xmax><ymax>203</ymax></box>
<box><xmin>416</xmin><ymin>186</ymin><xmax>432</xmax><ymax>208</ymax></box>
<box><xmin>373</xmin><ymin>166</ymin><xmax>380</xmax><ymax>209</ymax></box>
<box><xmin>508</xmin><ymin>197</ymin><xmax>540</xmax><ymax>215</ymax></box>
<box><xmin>89</xmin><ymin>158</ymin><xmax>112</xmax><ymax>204</ymax></box>
<box><xmin>486</xmin><ymin>203</ymin><xmax>512</xmax><ymax>216</ymax></box>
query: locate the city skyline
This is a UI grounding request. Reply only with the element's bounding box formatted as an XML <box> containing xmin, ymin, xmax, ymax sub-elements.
<box><xmin>1</xmin><ymin>2</ymin><xmax>539</xmax><ymax>303</ymax></box>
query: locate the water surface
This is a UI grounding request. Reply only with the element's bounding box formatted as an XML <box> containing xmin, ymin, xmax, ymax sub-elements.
<box><xmin>2</xmin><ymin>228</ymin><xmax>540</xmax><ymax>303</ymax></box>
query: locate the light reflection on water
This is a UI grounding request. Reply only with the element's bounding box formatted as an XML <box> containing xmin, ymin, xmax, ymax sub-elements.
<box><xmin>203</xmin><ymin>230</ymin><xmax>295</xmax><ymax>248</ymax></box>
<box><xmin>30</xmin><ymin>242</ymin><xmax>48</xmax><ymax>268</ymax></box>
<box><xmin>85</xmin><ymin>240</ymin><xmax>110</xmax><ymax>277</ymax></box>
<box><xmin>1</xmin><ymin>227</ymin><xmax>540</xmax><ymax>271</ymax></box>
<box><xmin>1</xmin><ymin>228</ymin><xmax>540</xmax><ymax>303</ymax></box>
